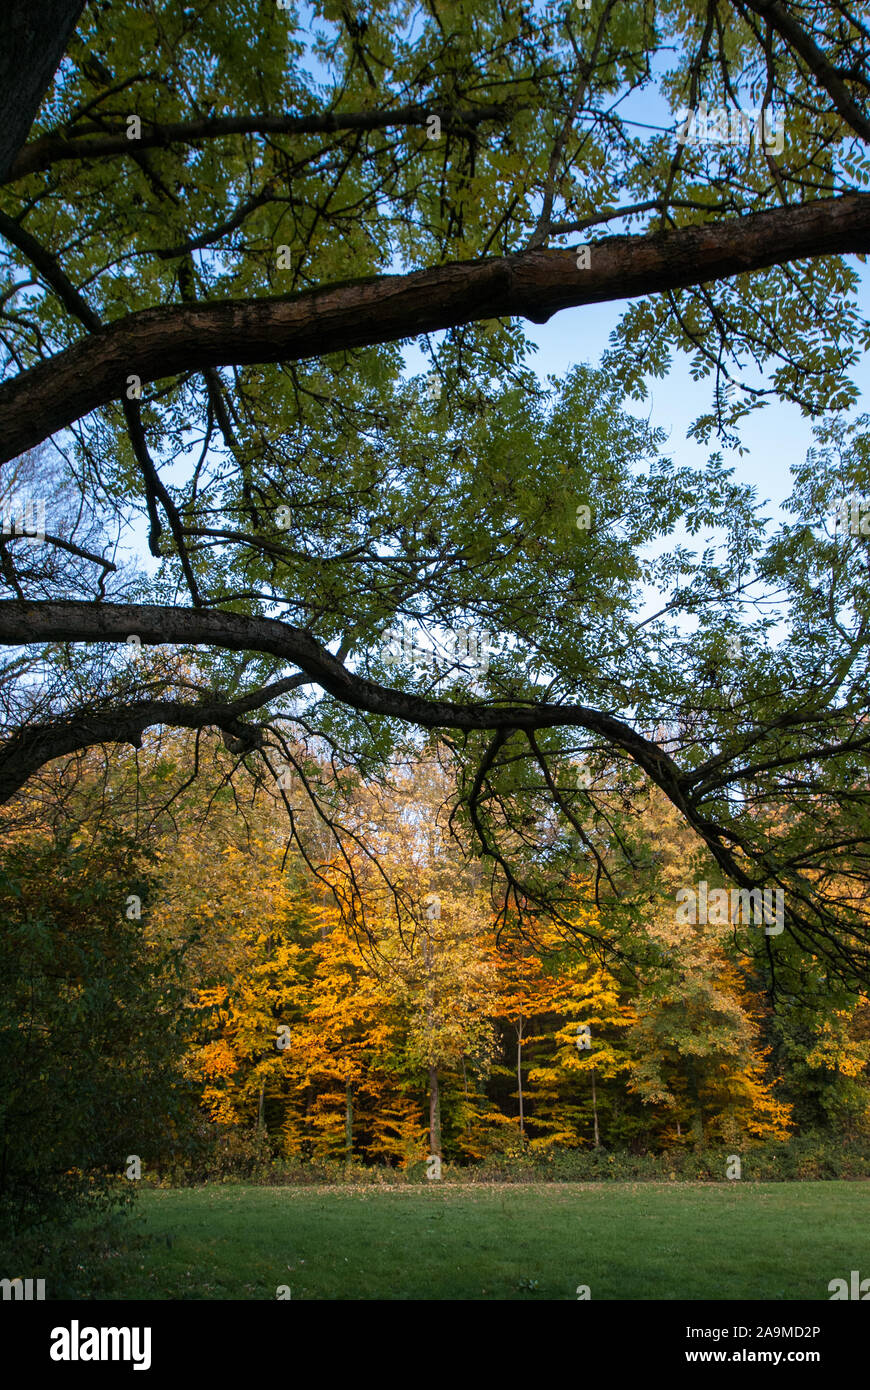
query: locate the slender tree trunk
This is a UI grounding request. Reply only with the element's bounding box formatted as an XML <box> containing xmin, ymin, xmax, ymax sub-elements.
<box><xmin>516</xmin><ymin>1017</ymin><xmax>525</xmax><ymax>1145</ymax></box>
<box><xmin>688</xmin><ymin>1061</ymin><xmax>704</xmax><ymax>1146</ymax></box>
<box><xmin>257</xmin><ymin>1081</ymin><xmax>265</xmax><ymax>1131</ymax></box>
<box><xmin>345</xmin><ymin>1081</ymin><xmax>353</xmax><ymax>1157</ymax></box>
<box><xmin>429</xmin><ymin>1065</ymin><xmax>441</xmax><ymax>1155</ymax></box>
<box><xmin>591</xmin><ymin>1068</ymin><xmax>600</xmax><ymax>1148</ymax></box>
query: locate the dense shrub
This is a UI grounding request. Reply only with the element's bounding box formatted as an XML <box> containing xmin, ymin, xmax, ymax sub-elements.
<box><xmin>150</xmin><ymin>1130</ymin><xmax>870</xmax><ymax>1185</ymax></box>
<box><xmin>0</xmin><ymin>832</ymin><xmax>197</xmax><ymax>1260</ymax></box>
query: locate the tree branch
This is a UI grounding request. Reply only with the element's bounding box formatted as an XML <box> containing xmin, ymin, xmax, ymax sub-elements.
<box><xmin>4</xmin><ymin>103</ymin><xmax>511</xmax><ymax>185</ymax></box>
<box><xmin>738</xmin><ymin>0</ymin><xmax>870</xmax><ymax>144</ymax></box>
<box><xmin>0</xmin><ymin>597</ymin><xmax>680</xmax><ymax>779</ymax></box>
<box><xmin>1</xmin><ymin>194</ymin><xmax>868</xmax><ymax>464</ymax></box>
<box><xmin>0</xmin><ymin>675</ymin><xmax>304</xmax><ymax>803</ymax></box>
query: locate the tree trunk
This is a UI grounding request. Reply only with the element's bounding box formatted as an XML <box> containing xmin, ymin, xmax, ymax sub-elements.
<box><xmin>687</xmin><ymin>1061</ymin><xmax>704</xmax><ymax>1146</ymax></box>
<box><xmin>591</xmin><ymin>1068</ymin><xmax>600</xmax><ymax>1148</ymax></box>
<box><xmin>257</xmin><ymin>1081</ymin><xmax>265</xmax><ymax>1131</ymax></box>
<box><xmin>516</xmin><ymin>1017</ymin><xmax>525</xmax><ymax>1145</ymax></box>
<box><xmin>428</xmin><ymin>1065</ymin><xmax>441</xmax><ymax>1155</ymax></box>
<box><xmin>345</xmin><ymin>1081</ymin><xmax>353</xmax><ymax>1157</ymax></box>
<box><xmin>0</xmin><ymin>1</ymin><xmax>85</xmax><ymax>183</ymax></box>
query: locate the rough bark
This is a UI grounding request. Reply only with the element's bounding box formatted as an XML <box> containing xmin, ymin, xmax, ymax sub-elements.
<box><xmin>0</xmin><ymin>0</ymin><xmax>85</xmax><ymax>182</ymax></box>
<box><xmin>1</xmin><ymin>195</ymin><xmax>868</xmax><ymax>465</ymax></box>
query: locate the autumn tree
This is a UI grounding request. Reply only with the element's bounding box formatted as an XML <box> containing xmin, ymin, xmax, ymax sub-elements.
<box><xmin>616</xmin><ymin>790</ymin><xmax>793</xmax><ymax>1147</ymax></box>
<box><xmin>627</xmin><ymin>939</ymin><xmax>794</xmax><ymax>1148</ymax></box>
<box><xmin>324</xmin><ymin>758</ymin><xmax>503</xmax><ymax>1160</ymax></box>
<box><xmin>491</xmin><ymin>931</ymin><xmax>573</xmax><ymax>1148</ymax></box>
<box><xmin>537</xmin><ymin>957</ymin><xmax>637</xmax><ymax>1151</ymax></box>
<box><xmin>284</xmin><ymin>903</ymin><xmax>417</xmax><ymax>1164</ymax></box>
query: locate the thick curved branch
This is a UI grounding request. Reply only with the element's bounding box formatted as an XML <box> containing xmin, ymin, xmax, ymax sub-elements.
<box><xmin>1</xmin><ymin>194</ymin><xmax>868</xmax><ymax>464</ymax></box>
<box><xmin>1</xmin><ymin>599</ymin><xmax>865</xmax><ymax>979</ymax></box>
<box><xmin>0</xmin><ymin>597</ymin><xmax>680</xmax><ymax>780</ymax></box>
<box><xmin>0</xmin><ymin>597</ymin><xmax>771</xmax><ymax>917</ymax></box>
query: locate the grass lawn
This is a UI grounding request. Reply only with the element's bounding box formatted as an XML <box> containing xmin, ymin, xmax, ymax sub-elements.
<box><xmin>97</xmin><ymin>1181</ymin><xmax>870</xmax><ymax>1300</ymax></box>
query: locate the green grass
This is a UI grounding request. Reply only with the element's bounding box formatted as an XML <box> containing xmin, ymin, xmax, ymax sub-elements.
<box><xmin>90</xmin><ymin>1181</ymin><xmax>870</xmax><ymax>1300</ymax></box>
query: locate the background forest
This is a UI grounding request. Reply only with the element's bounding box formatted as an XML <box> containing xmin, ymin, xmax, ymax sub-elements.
<box><xmin>4</xmin><ymin>721</ymin><xmax>869</xmax><ymax>1269</ymax></box>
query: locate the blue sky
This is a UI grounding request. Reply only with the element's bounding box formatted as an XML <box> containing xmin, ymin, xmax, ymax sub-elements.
<box><xmin>523</xmin><ymin>267</ymin><xmax>870</xmax><ymax>522</ymax></box>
